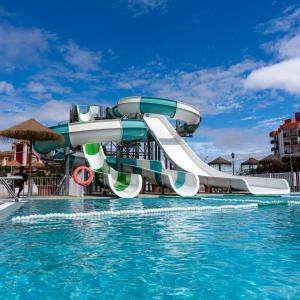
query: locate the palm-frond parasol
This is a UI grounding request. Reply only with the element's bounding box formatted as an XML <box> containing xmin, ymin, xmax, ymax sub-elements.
<box><xmin>259</xmin><ymin>154</ymin><xmax>280</xmax><ymax>164</ymax></box>
<box><xmin>0</xmin><ymin>118</ymin><xmax>64</xmax><ymax>196</ymax></box>
<box><xmin>259</xmin><ymin>154</ymin><xmax>282</xmax><ymax>173</ymax></box>
<box><xmin>31</xmin><ymin>161</ymin><xmax>46</xmax><ymax>169</ymax></box>
<box><xmin>5</xmin><ymin>160</ymin><xmax>22</xmax><ymax>168</ymax></box>
<box><xmin>241</xmin><ymin>157</ymin><xmax>259</xmax><ymax>169</ymax></box>
<box><xmin>5</xmin><ymin>159</ymin><xmax>22</xmax><ymax>174</ymax></box>
<box><xmin>208</xmin><ymin>156</ymin><xmax>232</xmax><ymax>171</ymax></box>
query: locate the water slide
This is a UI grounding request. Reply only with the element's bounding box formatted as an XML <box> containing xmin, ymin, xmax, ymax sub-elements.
<box><xmin>34</xmin><ymin>105</ymin><xmax>198</xmax><ymax>197</ymax></box>
<box><xmin>108</xmin><ymin>96</ymin><xmax>290</xmax><ymax>195</ymax></box>
<box><xmin>106</xmin><ymin>96</ymin><xmax>201</xmax><ymax>135</ymax></box>
<box><xmin>50</xmin><ymin>149</ymin><xmax>199</xmax><ymax>197</ymax></box>
<box><xmin>33</xmin><ymin>116</ymin><xmax>147</xmax><ymax>198</ymax></box>
<box><xmin>56</xmin><ymin>150</ymin><xmax>199</xmax><ymax>197</ymax></box>
<box><xmin>106</xmin><ymin>156</ymin><xmax>199</xmax><ymax>197</ymax></box>
<box><xmin>76</xmin><ymin>106</ymin><xmax>143</xmax><ymax>198</ymax></box>
<box><xmin>78</xmin><ymin>105</ymin><xmax>199</xmax><ymax>197</ymax></box>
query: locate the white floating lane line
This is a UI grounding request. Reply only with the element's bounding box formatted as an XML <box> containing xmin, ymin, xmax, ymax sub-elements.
<box><xmin>11</xmin><ymin>201</ymin><xmax>300</xmax><ymax>223</ymax></box>
<box><xmin>285</xmin><ymin>200</ymin><xmax>300</xmax><ymax>205</ymax></box>
<box><xmin>12</xmin><ymin>204</ymin><xmax>257</xmax><ymax>223</ymax></box>
<box><xmin>201</xmin><ymin>197</ymin><xmax>300</xmax><ymax>204</ymax></box>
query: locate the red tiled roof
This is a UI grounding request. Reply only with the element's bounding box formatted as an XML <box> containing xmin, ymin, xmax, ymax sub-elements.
<box><xmin>269</xmin><ymin>131</ymin><xmax>277</xmax><ymax>138</ymax></box>
<box><xmin>269</xmin><ymin>112</ymin><xmax>300</xmax><ymax>137</ymax></box>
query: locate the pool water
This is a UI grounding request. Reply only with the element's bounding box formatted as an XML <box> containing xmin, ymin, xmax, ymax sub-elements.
<box><xmin>1</xmin><ymin>196</ymin><xmax>300</xmax><ymax>299</ymax></box>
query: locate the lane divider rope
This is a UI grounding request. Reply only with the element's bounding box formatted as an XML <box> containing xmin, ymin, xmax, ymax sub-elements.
<box><xmin>11</xmin><ymin>201</ymin><xmax>300</xmax><ymax>223</ymax></box>
<box><xmin>201</xmin><ymin>197</ymin><xmax>300</xmax><ymax>204</ymax></box>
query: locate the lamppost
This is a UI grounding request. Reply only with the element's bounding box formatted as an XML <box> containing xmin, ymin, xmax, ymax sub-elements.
<box><xmin>289</xmin><ymin>153</ymin><xmax>294</xmax><ymax>173</ymax></box>
<box><xmin>231</xmin><ymin>152</ymin><xmax>235</xmax><ymax>175</ymax></box>
<box><xmin>290</xmin><ymin>153</ymin><xmax>294</xmax><ymax>192</ymax></box>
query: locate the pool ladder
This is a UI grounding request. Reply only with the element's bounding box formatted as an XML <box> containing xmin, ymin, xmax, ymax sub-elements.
<box><xmin>0</xmin><ymin>177</ymin><xmax>19</xmax><ymax>202</ymax></box>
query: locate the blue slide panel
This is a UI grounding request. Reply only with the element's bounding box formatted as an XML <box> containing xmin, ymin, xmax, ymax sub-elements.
<box><xmin>33</xmin><ymin>124</ymin><xmax>71</xmax><ymax>154</ymax></box>
<box><xmin>140</xmin><ymin>97</ymin><xmax>177</xmax><ymax>118</ymax></box>
<box><xmin>121</xmin><ymin>120</ymin><xmax>148</xmax><ymax>141</ymax></box>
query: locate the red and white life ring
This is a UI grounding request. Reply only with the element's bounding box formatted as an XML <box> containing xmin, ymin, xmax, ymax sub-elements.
<box><xmin>72</xmin><ymin>166</ymin><xmax>94</xmax><ymax>186</ymax></box>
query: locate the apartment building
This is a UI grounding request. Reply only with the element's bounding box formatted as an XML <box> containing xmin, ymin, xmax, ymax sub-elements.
<box><xmin>269</xmin><ymin>112</ymin><xmax>300</xmax><ymax>158</ymax></box>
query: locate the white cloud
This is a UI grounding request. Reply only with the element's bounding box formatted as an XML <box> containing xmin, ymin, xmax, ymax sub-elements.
<box><xmin>0</xmin><ymin>18</ymin><xmax>101</xmax><ymax>79</ymax></box>
<box><xmin>239</xmin><ymin>116</ymin><xmax>258</xmax><ymax>121</ymax></box>
<box><xmin>61</xmin><ymin>42</ymin><xmax>101</xmax><ymax>72</ymax></box>
<box><xmin>0</xmin><ymin>80</ymin><xmax>13</xmax><ymax>94</ymax></box>
<box><xmin>113</xmin><ymin>60</ymin><xmax>263</xmax><ymax>114</ymax></box>
<box><xmin>0</xmin><ymin>100</ymin><xmax>71</xmax><ymax>150</ymax></box>
<box><xmin>258</xmin><ymin>6</ymin><xmax>300</xmax><ymax>34</ymax></box>
<box><xmin>255</xmin><ymin>115</ymin><xmax>288</xmax><ymax>129</ymax></box>
<box><xmin>187</xmin><ymin>141</ymin><xmax>222</xmax><ymax>159</ymax></box>
<box><xmin>26</xmin><ymin>80</ymin><xmax>72</xmax><ymax>95</ymax></box>
<box><xmin>190</xmin><ymin>114</ymin><xmax>291</xmax><ymax>162</ymax></box>
<box><xmin>185</xmin><ymin>126</ymin><xmax>271</xmax><ymax>172</ymax></box>
<box><xmin>0</xmin><ymin>24</ymin><xmax>50</xmax><ymax>71</ymax></box>
<box><xmin>246</xmin><ymin>6</ymin><xmax>300</xmax><ymax>96</ymax></box>
<box><xmin>126</xmin><ymin>0</ymin><xmax>168</xmax><ymax>16</ymax></box>
<box><xmin>0</xmin><ymin>3</ymin><xmax>297</xmax><ymax>158</ymax></box>
<box><xmin>186</xmin><ymin>127</ymin><xmax>271</xmax><ymax>171</ymax></box>
<box><xmin>27</xmin><ymin>81</ymin><xmax>47</xmax><ymax>93</ymax></box>
<box><xmin>229</xmin><ymin>116</ymin><xmax>259</xmax><ymax>123</ymax></box>
<box><xmin>115</xmin><ymin>79</ymin><xmax>149</xmax><ymax>90</ymax></box>
<box><xmin>0</xmin><ymin>100</ymin><xmax>70</xmax><ymax>129</ymax></box>
<box><xmin>245</xmin><ymin>57</ymin><xmax>300</xmax><ymax>96</ymax></box>
<box><xmin>197</xmin><ymin>127</ymin><xmax>269</xmax><ymax>155</ymax></box>
<box><xmin>262</xmin><ymin>32</ymin><xmax>300</xmax><ymax>59</ymax></box>
<box><xmin>0</xmin><ymin>6</ymin><xmax>14</xmax><ymax>17</ymax></box>
<box><xmin>30</xmin><ymin>100</ymin><xmax>70</xmax><ymax>123</ymax></box>
<box><xmin>277</xmin><ymin>33</ymin><xmax>300</xmax><ymax>59</ymax></box>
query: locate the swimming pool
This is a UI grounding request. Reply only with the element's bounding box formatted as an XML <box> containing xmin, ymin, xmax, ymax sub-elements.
<box><xmin>1</xmin><ymin>196</ymin><xmax>300</xmax><ymax>299</ymax></box>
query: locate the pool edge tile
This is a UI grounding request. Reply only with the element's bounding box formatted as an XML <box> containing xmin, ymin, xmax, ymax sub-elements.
<box><xmin>0</xmin><ymin>202</ymin><xmax>24</xmax><ymax>220</ymax></box>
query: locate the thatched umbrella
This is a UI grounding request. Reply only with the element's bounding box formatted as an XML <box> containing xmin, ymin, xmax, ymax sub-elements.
<box><xmin>282</xmin><ymin>154</ymin><xmax>300</xmax><ymax>162</ymax></box>
<box><xmin>259</xmin><ymin>154</ymin><xmax>282</xmax><ymax>173</ymax></box>
<box><xmin>0</xmin><ymin>118</ymin><xmax>64</xmax><ymax>196</ymax></box>
<box><xmin>208</xmin><ymin>156</ymin><xmax>232</xmax><ymax>171</ymax></box>
<box><xmin>241</xmin><ymin>157</ymin><xmax>259</xmax><ymax>170</ymax></box>
<box><xmin>5</xmin><ymin>160</ymin><xmax>22</xmax><ymax>174</ymax></box>
<box><xmin>6</xmin><ymin>160</ymin><xmax>22</xmax><ymax>168</ymax></box>
<box><xmin>31</xmin><ymin>161</ymin><xmax>46</xmax><ymax>169</ymax></box>
<box><xmin>282</xmin><ymin>154</ymin><xmax>300</xmax><ymax>172</ymax></box>
<box><xmin>259</xmin><ymin>154</ymin><xmax>280</xmax><ymax>165</ymax></box>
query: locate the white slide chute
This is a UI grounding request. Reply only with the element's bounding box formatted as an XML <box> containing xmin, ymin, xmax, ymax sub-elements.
<box><xmin>144</xmin><ymin>114</ymin><xmax>290</xmax><ymax>195</ymax></box>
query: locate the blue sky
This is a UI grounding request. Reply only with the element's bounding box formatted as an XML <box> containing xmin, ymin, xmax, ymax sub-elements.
<box><xmin>0</xmin><ymin>0</ymin><xmax>300</xmax><ymax>163</ymax></box>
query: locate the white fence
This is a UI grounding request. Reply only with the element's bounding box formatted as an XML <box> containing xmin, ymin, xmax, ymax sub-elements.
<box><xmin>33</xmin><ymin>176</ymin><xmax>64</xmax><ymax>196</ymax></box>
<box><xmin>255</xmin><ymin>172</ymin><xmax>299</xmax><ymax>192</ymax></box>
<box><xmin>0</xmin><ymin>176</ymin><xmax>83</xmax><ymax>199</ymax></box>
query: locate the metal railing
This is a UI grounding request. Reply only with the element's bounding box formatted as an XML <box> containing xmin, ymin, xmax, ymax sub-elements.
<box><xmin>255</xmin><ymin>172</ymin><xmax>300</xmax><ymax>192</ymax></box>
<box><xmin>0</xmin><ymin>176</ymin><xmax>22</xmax><ymax>201</ymax></box>
<box><xmin>55</xmin><ymin>175</ymin><xmax>68</xmax><ymax>195</ymax></box>
<box><xmin>0</xmin><ymin>175</ymin><xmax>84</xmax><ymax>199</ymax></box>
<box><xmin>32</xmin><ymin>176</ymin><xmax>66</xmax><ymax>196</ymax></box>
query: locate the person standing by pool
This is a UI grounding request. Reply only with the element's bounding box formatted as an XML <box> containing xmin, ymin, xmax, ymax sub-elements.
<box><xmin>14</xmin><ymin>167</ymin><xmax>28</xmax><ymax>197</ymax></box>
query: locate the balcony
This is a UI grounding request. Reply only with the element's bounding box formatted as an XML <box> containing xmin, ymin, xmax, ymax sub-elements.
<box><xmin>284</xmin><ymin>149</ymin><xmax>300</xmax><ymax>155</ymax></box>
<box><xmin>284</xmin><ymin>132</ymin><xmax>299</xmax><ymax>138</ymax></box>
